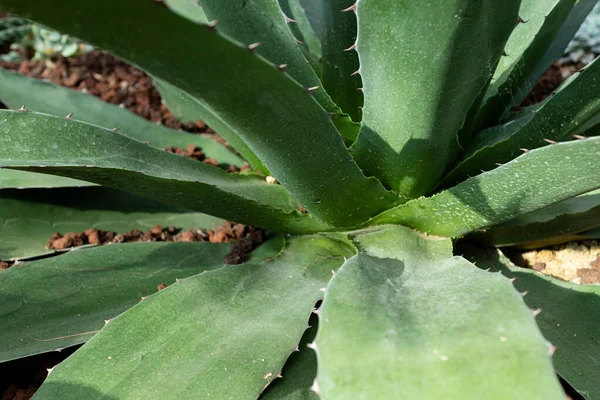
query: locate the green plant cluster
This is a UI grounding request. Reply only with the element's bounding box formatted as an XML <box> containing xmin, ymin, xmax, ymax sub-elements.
<box><xmin>0</xmin><ymin>17</ymin><xmax>92</xmax><ymax>62</ymax></box>
<box><xmin>0</xmin><ymin>0</ymin><xmax>599</xmax><ymax>399</ymax></box>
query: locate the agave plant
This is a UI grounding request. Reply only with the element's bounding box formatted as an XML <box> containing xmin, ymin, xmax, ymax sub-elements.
<box><xmin>1</xmin><ymin>0</ymin><xmax>600</xmax><ymax>398</ymax></box>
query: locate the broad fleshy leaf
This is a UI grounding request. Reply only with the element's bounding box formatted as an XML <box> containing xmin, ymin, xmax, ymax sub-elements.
<box><xmin>33</xmin><ymin>235</ymin><xmax>355</xmax><ymax>400</ymax></box>
<box><xmin>462</xmin><ymin>0</ymin><xmax>576</xmax><ymax>138</ymax></box>
<box><xmin>0</xmin><ymin>169</ymin><xmax>93</xmax><ymax>189</ymax></box>
<box><xmin>0</xmin><ymin>110</ymin><xmax>330</xmax><ymax>234</ymax></box>
<box><xmin>320</xmin><ymin>0</ymin><xmax>363</xmax><ymax>122</ymax></box>
<box><xmin>315</xmin><ymin>226</ymin><xmax>563</xmax><ymax>399</ymax></box>
<box><xmin>470</xmin><ymin>189</ymin><xmax>600</xmax><ymax>248</ymax></box>
<box><xmin>444</xmin><ymin>55</ymin><xmax>600</xmax><ymax>184</ymax></box>
<box><xmin>0</xmin><ymin>241</ymin><xmax>231</xmax><ymax>363</ymax></box>
<box><xmin>370</xmin><ymin>137</ymin><xmax>600</xmax><ymax>238</ymax></box>
<box><xmin>260</xmin><ymin>319</ymin><xmax>319</xmax><ymax>400</ymax></box>
<box><xmin>0</xmin><ymin>187</ymin><xmax>224</xmax><ymax>260</ymax></box>
<box><xmin>0</xmin><ymin>0</ymin><xmax>399</xmax><ymax>226</ymax></box>
<box><xmin>464</xmin><ymin>246</ymin><xmax>600</xmax><ymax>400</ymax></box>
<box><xmin>350</xmin><ymin>0</ymin><xmax>520</xmax><ymax>198</ymax></box>
<box><xmin>0</xmin><ymin>69</ymin><xmax>244</xmax><ymax>166</ymax></box>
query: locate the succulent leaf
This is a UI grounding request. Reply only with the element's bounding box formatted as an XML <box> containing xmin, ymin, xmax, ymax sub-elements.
<box><xmin>315</xmin><ymin>226</ymin><xmax>563</xmax><ymax>399</ymax></box>
<box><xmin>33</xmin><ymin>235</ymin><xmax>354</xmax><ymax>400</ymax></box>
<box><xmin>0</xmin><ymin>0</ymin><xmax>399</xmax><ymax>225</ymax></box>
<box><xmin>0</xmin><ymin>110</ymin><xmax>330</xmax><ymax>234</ymax></box>
<box><xmin>320</xmin><ymin>0</ymin><xmax>363</xmax><ymax>122</ymax></box>
<box><xmin>461</xmin><ymin>0</ymin><xmax>577</xmax><ymax>139</ymax></box>
<box><xmin>0</xmin><ymin>69</ymin><xmax>244</xmax><ymax>167</ymax></box>
<box><xmin>350</xmin><ymin>0</ymin><xmax>520</xmax><ymax>198</ymax></box>
<box><xmin>260</xmin><ymin>318</ymin><xmax>319</xmax><ymax>400</ymax></box>
<box><xmin>370</xmin><ymin>137</ymin><xmax>600</xmax><ymax>237</ymax></box>
<box><xmin>0</xmin><ymin>169</ymin><xmax>93</xmax><ymax>189</ymax></box>
<box><xmin>470</xmin><ymin>189</ymin><xmax>600</xmax><ymax>248</ymax></box>
<box><xmin>465</xmin><ymin>246</ymin><xmax>600</xmax><ymax>400</ymax></box>
<box><xmin>152</xmin><ymin>78</ymin><xmax>268</xmax><ymax>173</ymax></box>
<box><xmin>444</xmin><ymin>55</ymin><xmax>600</xmax><ymax>184</ymax></box>
<box><xmin>0</xmin><ymin>241</ymin><xmax>232</xmax><ymax>363</ymax></box>
<box><xmin>164</xmin><ymin>0</ymin><xmax>208</xmax><ymax>24</ymax></box>
<box><xmin>0</xmin><ymin>187</ymin><xmax>225</xmax><ymax>260</ymax></box>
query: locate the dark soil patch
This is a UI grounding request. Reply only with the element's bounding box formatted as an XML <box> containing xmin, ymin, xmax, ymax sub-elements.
<box><xmin>46</xmin><ymin>222</ymin><xmax>265</xmax><ymax>265</ymax></box>
<box><xmin>0</xmin><ymin>50</ymin><xmax>211</xmax><ymax>135</ymax></box>
<box><xmin>0</xmin><ymin>346</ymin><xmax>79</xmax><ymax>400</ymax></box>
<box><xmin>165</xmin><ymin>145</ymin><xmax>250</xmax><ymax>172</ymax></box>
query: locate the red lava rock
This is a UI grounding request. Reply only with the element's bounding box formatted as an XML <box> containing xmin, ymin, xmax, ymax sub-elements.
<box><xmin>203</xmin><ymin>158</ymin><xmax>220</xmax><ymax>167</ymax></box>
<box><xmin>0</xmin><ymin>261</ymin><xmax>10</xmax><ymax>271</ymax></box>
<box><xmin>577</xmin><ymin>269</ymin><xmax>600</xmax><ymax>284</ymax></box>
<box><xmin>44</xmin><ymin>222</ymin><xmax>266</xmax><ymax>264</ymax></box>
<box><xmin>157</xmin><ymin>283</ymin><xmax>168</xmax><ymax>291</ymax></box>
<box><xmin>0</xmin><ymin>51</ymin><xmax>214</xmax><ymax>134</ymax></box>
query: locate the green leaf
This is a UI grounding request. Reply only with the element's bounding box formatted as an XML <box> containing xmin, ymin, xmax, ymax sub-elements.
<box><xmin>320</xmin><ymin>0</ymin><xmax>363</xmax><ymax>122</ymax></box>
<box><xmin>350</xmin><ymin>0</ymin><xmax>520</xmax><ymax>198</ymax></box>
<box><xmin>444</xmin><ymin>56</ymin><xmax>600</xmax><ymax>184</ymax></box>
<box><xmin>462</xmin><ymin>0</ymin><xmax>576</xmax><ymax>138</ymax></box>
<box><xmin>200</xmin><ymin>0</ymin><xmax>356</xmax><ymax>139</ymax></box>
<box><xmin>34</xmin><ymin>235</ymin><xmax>355</xmax><ymax>400</ymax></box>
<box><xmin>260</xmin><ymin>319</ymin><xmax>319</xmax><ymax>400</ymax></box>
<box><xmin>152</xmin><ymin>78</ymin><xmax>268</xmax><ymax>174</ymax></box>
<box><xmin>0</xmin><ymin>241</ymin><xmax>231</xmax><ymax>363</ymax></box>
<box><xmin>579</xmin><ymin>226</ymin><xmax>600</xmax><ymax>239</ymax></box>
<box><xmin>470</xmin><ymin>189</ymin><xmax>600</xmax><ymax>249</ymax></box>
<box><xmin>509</xmin><ymin>0</ymin><xmax>600</xmax><ymax>109</ymax></box>
<box><xmin>0</xmin><ymin>186</ymin><xmax>225</xmax><ymax>260</ymax></box>
<box><xmin>315</xmin><ymin>226</ymin><xmax>563</xmax><ymax>399</ymax></box>
<box><xmin>0</xmin><ymin>0</ymin><xmax>399</xmax><ymax>226</ymax></box>
<box><xmin>164</xmin><ymin>0</ymin><xmax>208</xmax><ymax>23</ymax></box>
<box><xmin>0</xmin><ymin>69</ymin><xmax>243</xmax><ymax>167</ymax></box>
<box><xmin>369</xmin><ymin>137</ymin><xmax>600</xmax><ymax>238</ymax></box>
<box><xmin>278</xmin><ymin>0</ymin><xmax>322</xmax><ymax>60</ymax></box>
<box><xmin>0</xmin><ymin>110</ymin><xmax>330</xmax><ymax>234</ymax></box>
<box><xmin>464</xmin><ymin>246</ymin><xmax>600</xmax><ymax>400</ymax></box>
<box><xmin>299</xmin><ymin>0</ymin><xmax>325</xmax><ymax>40</ymax></box>
<box><xmin>0</xmin><ymin>169</ymin><xmax>93</xmax><ymax>189</ymax></box>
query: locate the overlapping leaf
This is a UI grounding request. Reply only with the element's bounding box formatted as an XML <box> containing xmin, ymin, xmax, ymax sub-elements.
<box><xmin>0</xmin><ymin>169</ymin><xmax>93</xmax><ymax>189</ymax></box>
<box><xmin>470</xmin><ymin>189</ymin><xmax>600</xmax><ymax>248</ymax></box>
<box><xmin>462</xmin><ymin>0</ymin><xmax>576</xmax><ymax>138</ymax></box>
<box><xmin>350</xmin><ymin>0</ymin><xmax>520</xmax><ymax>198</ymax></box>
<box><xmin>0</xmin><ymin>110</ymin><xmax>329</xmax><ymax>234</ymax></box>
<box><xmin>0</xmin><ymin>69</ymin><xmax>243</xmax><ymax>166</ymax></box>
<box><xmin>0</xmin><ymin>0</ymin><xmax>399</xmax><ymax>226</ymax></box>
<box><xmin>33</xmin><ymin>235</ymin><xmax>354</xmax><ymax>399</ymax></box>
<box><xmin>315</xmin><ymin>226</ymin><xmax>563</xmax><ymax>399</ymax></box>
<box><xmin>464</xmin><ymin>246</ymin><xmax>600</xmax><ymax>400</ymax></box>
<box><xmin>0</xmin><ymin>187</ymin><xmax>224</xmax><ymax>259</ymax></box>
<box><xmin>444</xmin><ymin>56</ymin><xmax>600</xmax><ymax>184</ymax></box>
<box><xmin>370</xmin><ymin>137</ymin><xmax>600</xmax><ymax>237</ymax></box>
<box><xmin>0</xmin><ymin>241</ymin><xmax>232</xmax><ymax>362</ymax></box>
<box><xmin>320</xmin><ymin>0</ymin><xmax>362</xmax><ymax>122</ymax></box>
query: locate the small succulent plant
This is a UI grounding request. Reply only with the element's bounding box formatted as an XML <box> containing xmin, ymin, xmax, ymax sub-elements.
<box><xmin>0</xmin><ymin>17</ymin><xmax>92</xmax><ymax>62</ymax></box>
<box><xmin>0</xmin><ymin>0</ymin><xmax>599</xmax><ymax>399</ymax></box>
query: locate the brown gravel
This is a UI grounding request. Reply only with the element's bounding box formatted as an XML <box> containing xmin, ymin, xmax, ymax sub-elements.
<box><xmin>46</xmin><ymin>222</ymin><xmax>266</xmax><ymax>265</ymax></box>
<box><xmin>0</xmin><ymin>50</ymin><xmax>210</xmax><ymax>134</ymax></box>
